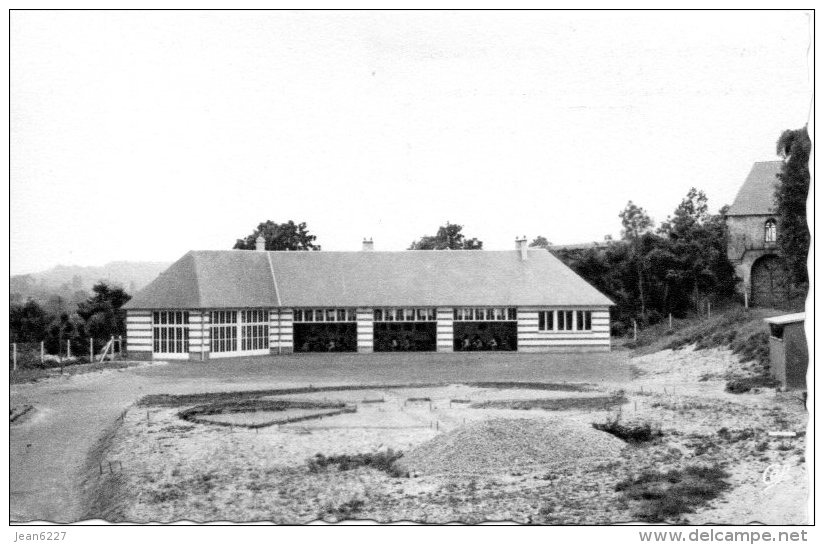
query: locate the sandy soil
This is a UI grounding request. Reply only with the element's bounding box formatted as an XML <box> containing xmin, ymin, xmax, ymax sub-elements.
<box><xmin>93</xmin><ymin>362</ymin><xmax>809</xmax><ymax>524</ymax></box>
<box><xmin>10</xmin><ymin>351</ymin><xmax>630</xmax><ymax>523</ymax></box>
<box><xmin>10</xmin><ymin>348</ymin><xmax>810</xmax><ymax>524</ymax></box>
<box><xmin>628</xmin><ymin>346</ymin><xmax>809</xmax><ymax>524</ymax></box>
<box><xmin>95</xmin><ymin>385</ymin><xmax>631</xmax><ymax>523</ymax></box>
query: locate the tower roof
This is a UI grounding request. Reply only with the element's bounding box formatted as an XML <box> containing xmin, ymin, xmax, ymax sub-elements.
<box><xmin>727</xmin><ymin>161</ymin><xmax>783</xmax><ymax>216</ymax></box>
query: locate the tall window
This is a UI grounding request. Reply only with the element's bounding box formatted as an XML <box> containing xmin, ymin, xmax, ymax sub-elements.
<box><xmin>210</xmin><ymin>311</ymin><xmax>238</xmax><ymax>353</ymax></box>
<box><xmin>576</xmin><ymin>310</ymin><xmax>592</xmax><ymax>331</ymax></box>
<box><xmin>538</xmin><ymin>310</ymin><xmax>554</xmax><ymax>331</ymax></box>
<box><xmin>153</xmin><ymin>311</ymin><xmax>189</xmax><ymax>353</ymax></box>
<box><xmin>765</xmin><ymin>219</ymin><xmax>777</xmax><ymax>243</ymax></box>
<box><xmin>557</xmin><ymin>310</ymin><xmax>574</xmax><ymax>331</ymax></box>
<box><xmin>210</xmin><ymin>310</ymin><xmax>270</xmax><ymax>353</ymax></box>
<box><xmin>241</xmin><ymin>310</ymin><xmax>269</xmax><ymax>351</ymax></box>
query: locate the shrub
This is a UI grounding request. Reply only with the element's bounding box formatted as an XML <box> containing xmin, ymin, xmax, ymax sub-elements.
<box><xmin>611</xmin><ymin>320</ymin><xmax>628</xmax><ymax>337</ymax></box>
<box><xmin>592</xmin><ymin>413</ymin><xmax>662</xmax><ymax>443</ymax></box>
<box><xmin>725</xmin><ymin>375</ymin><xmax>778</xmax><ymax>394</ymax></box>
<box><xmin>307</xmin><ymin>450</ymin><xmax>407</xmax><ymax>477</ymax></box>
<box><xmin>320</xmin><ymin>499</ymin><xmax>365</xmax><ymax>521</ymax></box>
<box><xmin>716</xmin><ymin>427</ymin><xmax>756</xmax><ymax>443</ymax></box>
<box><xmin>615</xmin><ymin>465</ymin><xmax>730</xmax><ymax>522</ymax></box>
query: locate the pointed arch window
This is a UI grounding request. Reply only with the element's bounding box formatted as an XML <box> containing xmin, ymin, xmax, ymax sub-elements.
<box><xmin>764</xmin><ymin>219</ymin><xmax>777</xmax><ymax>243</ymax></box>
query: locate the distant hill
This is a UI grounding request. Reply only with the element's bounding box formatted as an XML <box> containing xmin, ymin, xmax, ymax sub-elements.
<box><xmin>10</xmin><ymin>261</ymin><xmax>171</xmax><ymax>303</ymax></box>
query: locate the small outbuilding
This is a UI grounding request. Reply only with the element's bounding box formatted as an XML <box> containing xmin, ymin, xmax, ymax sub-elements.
<box><xmin>764</xmin><ymin>313</ymin><xmax>808</xmax><ymax>390</ymax></box>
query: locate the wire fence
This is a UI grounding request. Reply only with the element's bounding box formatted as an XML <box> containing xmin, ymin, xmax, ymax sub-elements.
<box><xmin>9</xmin><ymin>336</ymin><xmax>124</xmax><ymax>371</ymax></box>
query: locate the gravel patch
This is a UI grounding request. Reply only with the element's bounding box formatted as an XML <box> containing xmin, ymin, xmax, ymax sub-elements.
<box><xmin>400</xmin><ymin>417</ymin><xmax>625</xmax><ymax>476</ymax></box>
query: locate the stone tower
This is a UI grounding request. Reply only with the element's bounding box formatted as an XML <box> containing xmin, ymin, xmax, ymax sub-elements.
<box><xmin>726</xmin><ymin>161</ymin><xmax>788</xmax><ymax>307</ymax></box>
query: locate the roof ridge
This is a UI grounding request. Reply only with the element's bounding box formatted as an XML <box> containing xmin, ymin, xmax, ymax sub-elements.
<box><xmin>266</xmin><ymin>251</ymin><xmax>282</xmax><ymax>306</ymax></box>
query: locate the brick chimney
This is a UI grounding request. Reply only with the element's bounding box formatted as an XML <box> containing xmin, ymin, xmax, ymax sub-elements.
<box><xmin>362</xmin><ymin>237</ymin><xmax>374</xmax><ymax>251</ymax></box>
<box><xmin>515</xmin><ymin>236</ymin><xmax>528</xmax><ymax>261</ymax></box>
<box><xmin>255</xmin><ymin>235</ymin><xmax>266</xmax><ymax>251</ymax></box>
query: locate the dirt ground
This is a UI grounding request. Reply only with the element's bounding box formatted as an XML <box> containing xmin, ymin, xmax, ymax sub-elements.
<box><xmin>9</xmin><ymin>351</ymin><xmax>630</xmax><ymax>523</ymax></box>
<box><xmin>9</xmin><ymin>348</ymin><xmax>809</xmax><ymax>524</ymax></box>
<box><xmin>90</xmin><ymin>350</ymin><xmax>808</xmax><ymax>524</ymax></box>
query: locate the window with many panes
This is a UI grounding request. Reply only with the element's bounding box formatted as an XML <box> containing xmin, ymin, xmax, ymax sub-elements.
<box><xmin>210</xmin><ymin>310</ymin><xmax>238</xmax><ymax>353</ymax></box>
<box><xmin>293</xmin><ymin>309</ymin><xmax>357</xmax><ymax>322</ymax></box>
<box><xmin>373</xmin><ymin>308</ymin><xmax>436</xmax><ymax>322</ymax></box>
<box><xmin>538</xmin><ymin>310</ymin><xmax>592</xmax><ymax>332</ymax></box>
<box><xmin>153</xmin><ymin>311</ymin><xmax>190</xmax><ymax>353</ymax></box>
<box><xmin>453</xmin><ymin>308</ymin><xmax>517</xmax><ymax>321</ymax></box>
<box><xmin>241</xmin><ymin>309</ymin><xmax>269</xmax><ymax>351</ymax></box>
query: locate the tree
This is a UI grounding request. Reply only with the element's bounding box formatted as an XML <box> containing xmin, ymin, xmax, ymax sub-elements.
<box><xmin>46</xmin><ymin>312</ymin><xmax>85</xmax><ymax>356</ymax></box>
<box><xmin>775</xmin><ymin>126</ymin><xmax>811</xmax><ymax>287</ymax></box>
<box><xmin>76</xmin><ymin>282</ymin><xmax>132</xmax><ymax>346</ymax></box>
<box><xmin>10</xmin><ymin>299</ymin><xmax>48</xmax><ymax>343</ymax></box>
<box><xmin>658</xmin><ymin>188</ymin><xmax>709</xmax><ymax>238</ymax></box>
<box><xmin>652</xmin><ymin>195</ymin><xmax>736</xmax><ymax>314</ymax></box>
<box><xmin>234</xmin><ymin>220</ymin><xmax>319</xmax><ymax>251</ymax></box>
<box><xmin>619</xmin><ymin>201</ymin><xmax>654</xmax><ymax>318</ymax></box>
<box><xmin>408</xmin><ymin>222</ymin><xmax>483</xmax><ymax>250</ymax></box>
<box><xmin>553</xmin><ymin>193</ymin><xmax>738</xmax><ymax>332</ymax></box>
<box><xmin>619</xmin><ymin>201</ymin><xmax>654</xmax><ymax>240</ymax></box>
<box><xmin>529</xmin><ymin>236</ymin><xmax>551</xmax><ymax>248</ymax></box>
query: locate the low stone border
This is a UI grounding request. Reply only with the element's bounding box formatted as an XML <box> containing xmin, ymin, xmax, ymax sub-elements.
<box><xmin>178</xmin><ymin>399</ymin><xmax>357</xmax><ymax>429</ymax></box>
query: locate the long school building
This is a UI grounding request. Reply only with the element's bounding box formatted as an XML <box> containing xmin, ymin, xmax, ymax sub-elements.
<box><xmin>123</xmin><ymin>238</ymin><xmax>613</xmax><ymax>360</ymax></box>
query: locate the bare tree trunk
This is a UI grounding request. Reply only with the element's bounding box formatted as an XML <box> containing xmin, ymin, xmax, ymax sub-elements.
<box><xmin>636</xmin><ymin>256</ymin><xmax>646</xmax><ymax>319</ymax></box>
<box><xmin>694</xmin><ymin>284</ymin><xmax>700</xmax><ymax>315</ymax></box>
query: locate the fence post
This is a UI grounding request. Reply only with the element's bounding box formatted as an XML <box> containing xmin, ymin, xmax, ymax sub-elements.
<box><xmin>708</xmin><ymin>301</ymin><xmax>711</xmax><ymax>319</ymax></box>
<box><xmin>744</xmin><ymin>288</ymin><xmax>749</xmax><ymax>309</ymax></box>
<box><xmin>12</xmin><ymin>343</ymin><xmax>17</xmax><ymax>371</ymax></box>
<box><xmin>633</xmin><ymin>320</ymin><xmax>637</xmax><ymax>341</ymax></box>
<box><xmin>90</xmin><ymin>338</ymin><xmax>94</xmax><ymax>362</ymax></box>
<box><xmin>67</xmin><ymin>340</ymin><xmax>71</xmax><ymax>359</ymax></box>
<box><xmin>40</xmin><ymin>341</ymin><xmax>44</xmax><ymax>364</ymax></box>
<box><xmin>669</xmin><ymin>313</ymin><xmax>672</xmax><ymax>329</ymax></box>
<box><xmin>110</xmin><ymin>336</ymin><xmax>115</xmax><ymax>360</ymax></box>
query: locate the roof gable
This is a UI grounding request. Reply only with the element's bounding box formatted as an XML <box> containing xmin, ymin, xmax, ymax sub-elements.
<box><xmin>124</xmin><ymin>249</ymin><xmax>614</xmax><ymax>310</ymax></box>
<box><xmin>727</xmin><ymin>161</ymin><xmax>783</xmax><ymax>216</ymax></box>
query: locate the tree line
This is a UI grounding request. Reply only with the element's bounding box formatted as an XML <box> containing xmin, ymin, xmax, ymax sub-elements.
<box><xmin>546</xmin><ymin>189</ymin><xmax>737</xmax><ymax>334</ymax></box>
<box><xmin>10</xmin><ymin>282</ymin><xmax>131</xmax><ymax>356</ymax></box>
<box><xmin>13</xmin><ymin>126</ymin><xmax>806</xmax><ymax>350</ymax></box>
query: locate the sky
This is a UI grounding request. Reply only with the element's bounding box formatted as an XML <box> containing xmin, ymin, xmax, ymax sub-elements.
<box><xmin>10</xmin><ymin>10</ymin><xmax>812</xmax><ymax>275</ymax></box>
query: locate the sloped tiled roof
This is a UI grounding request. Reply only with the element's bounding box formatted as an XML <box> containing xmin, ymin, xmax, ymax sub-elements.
<box><xmin>727</xmin><ymin>161</ymin><xmax>783</xmax><ymax>216</ymax></box>
<box><xmin>124</xmin><ymin>249</ymin><xmax>614</xmax><ymax>310</ymax></box>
